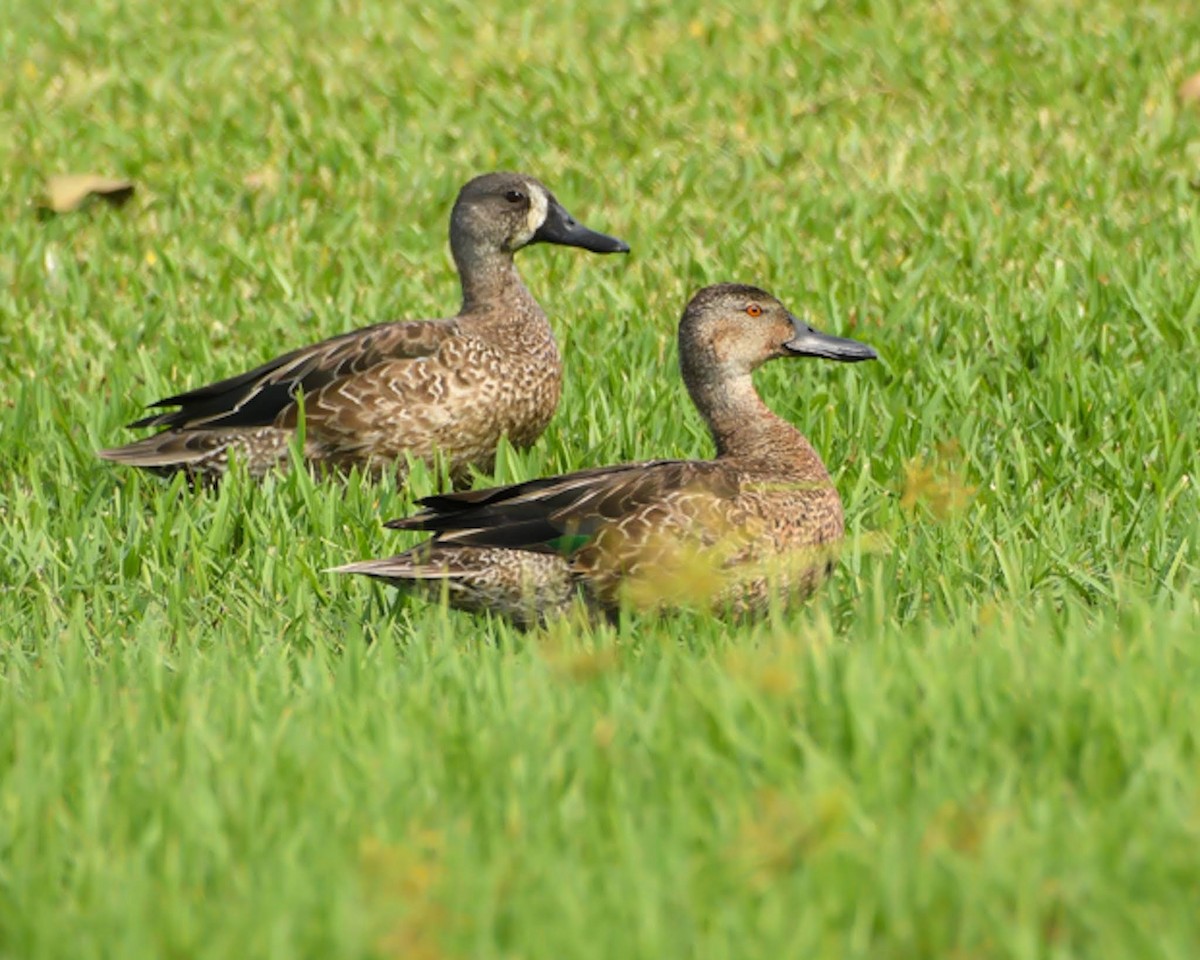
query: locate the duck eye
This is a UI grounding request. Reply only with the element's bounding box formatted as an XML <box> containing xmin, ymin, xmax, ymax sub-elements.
<box><xmin>505</xmin><ymin>190</ymin><xmax>526</xmax><ymax>204</ymax></box>
<box><xmin>745</xmin><ymin>304</ymin><xmax>763</xmax><ymax>318</ymax></box>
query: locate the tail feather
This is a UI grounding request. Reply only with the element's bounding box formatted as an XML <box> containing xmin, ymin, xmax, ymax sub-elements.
<box><xmin>96</xmin><ymin>426</ymin><xmax>292</xmax><ymax>477</ymax></box>
<box><xmin>332</xmin><ymin>545</ymin><xmax>577</xmax><ymax>626</ymax></box>
<box><xmin>328</xmin><ymin>556</ymin><xmax>452</xmax><ymax>580</ymax></box>
<box><xmin>97</xmin><ymin>432</ymin><xmax>220</xmax><ymax>468</ymax></box>
<box><xmin>329</xmin><ymin>545</ymin><xmax>525</xmax><ymax>582</ymax></box>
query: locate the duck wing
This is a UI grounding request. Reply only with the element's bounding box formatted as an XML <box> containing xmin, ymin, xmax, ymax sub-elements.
<box><xmin>387</xmin><ymin>459</ymin><xmax>739</xmax><ymax>554</ymax></box>
<box><xmin>128</xmin><ymin>318</ymin><xmax>458</xmax><ymax>431</ymax></box>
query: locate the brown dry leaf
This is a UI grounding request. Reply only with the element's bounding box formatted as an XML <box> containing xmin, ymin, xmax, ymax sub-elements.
<box><xmin>1178</xmin><ymin>71</ymin><xmax>1200</xmax><ymax>105</ymax></box>
<box><xmin>43</xmin><ymin>174</ymin><xmax>134</xmax><ymax>214</ymax></box>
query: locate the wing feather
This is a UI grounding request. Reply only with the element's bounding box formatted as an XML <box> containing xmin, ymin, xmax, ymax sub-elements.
<box><xmin>129</xmin><ymin>318</ymin><xmax>457</xmax><ymax>431</ymax></box>
<box><xmin>386</xmin><ymin>460</ymin><xmax>739</xmax><ymax>554</ymax></box>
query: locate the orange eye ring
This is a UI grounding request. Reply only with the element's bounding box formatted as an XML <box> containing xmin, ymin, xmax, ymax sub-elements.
<box><xmin>745</xmin><ymin>304</ymin><xmax>762</xmax><ymax>317</ymax></box>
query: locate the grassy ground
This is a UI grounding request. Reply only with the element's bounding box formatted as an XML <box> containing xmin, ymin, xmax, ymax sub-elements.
<box><xmin>2</xmin><ymin>0</ymin><xmax>1200</xmax><ymax>956</ymax></box>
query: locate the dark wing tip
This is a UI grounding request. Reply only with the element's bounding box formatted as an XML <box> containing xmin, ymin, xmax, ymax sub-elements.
<box><xmin>127</xmin><ymin>411</ymin><xmax>172</xmax><ymax>430</ymax></box>
<box><xmin>384</xmin><ymin>513</ymin><xmax>433</xmax><ymax>531</ymax></box>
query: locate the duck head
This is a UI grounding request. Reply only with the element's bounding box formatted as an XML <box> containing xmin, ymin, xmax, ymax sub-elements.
<box><xmin>679</xmin><ymin>283</ymin><xmax>877</xmax><ymax>382</ymax></box>
<box><xmin>450</xmin><ymin>172</ymin><xmax>630</xmax><ymax>258</ymax></box>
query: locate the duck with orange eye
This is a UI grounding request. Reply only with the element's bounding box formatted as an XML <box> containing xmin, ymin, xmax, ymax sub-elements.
<box><xmin>336</xmin><ymin>283</ymin><xmax>877</xmax><ymax>626</ymax></box>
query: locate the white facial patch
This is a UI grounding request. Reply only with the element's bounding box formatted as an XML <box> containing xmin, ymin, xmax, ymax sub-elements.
<box><xmin>525</xmin><ymin>184</ymin><xmax>549</xmax><ymax>236</ymax></box>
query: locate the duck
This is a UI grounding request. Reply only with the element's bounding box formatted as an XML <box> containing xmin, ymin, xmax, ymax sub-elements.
<box><xmin>97</xmin><ymin>172</ymin><xmax>629</xmax><ymax>481</ymax></box>
<box><xmin>334</xmin><ymin>283</ymin><xmax>877</xmax><ymax>625</ymax></box>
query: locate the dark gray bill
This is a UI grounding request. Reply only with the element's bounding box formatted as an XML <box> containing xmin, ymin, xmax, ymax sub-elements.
<box><xmin>532</xmin><ymin>200</ymin><xmax>630</xmax><ymax>254</ymax></box>
<box><xmin>783</xmin><ymin>313</ymin><xmax>877</xmax><ymax>362</ymax></box>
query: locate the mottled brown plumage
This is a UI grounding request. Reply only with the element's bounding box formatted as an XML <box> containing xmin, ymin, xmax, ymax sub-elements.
<box><xmin>335</xmin><ymin>284</ymin><xmax>877</xmax><ymax>625</ymax></box>
<box><xmin>97</xmin><ymin>172</ymin><xmax>629</xmax><ymax>481</ymax></box>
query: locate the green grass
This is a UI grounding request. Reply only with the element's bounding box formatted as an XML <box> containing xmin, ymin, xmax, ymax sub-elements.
<box><xmin>2</xmin><ymin>0</ymin><xmax>1200</xmax><ymax>956</ymax></box>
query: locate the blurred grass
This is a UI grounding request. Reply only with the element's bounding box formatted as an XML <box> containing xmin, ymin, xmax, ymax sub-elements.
<box><xmin>2</xmin><ymin>0</ymin><xmax>1199</xmax><ymax>957</ymax></box>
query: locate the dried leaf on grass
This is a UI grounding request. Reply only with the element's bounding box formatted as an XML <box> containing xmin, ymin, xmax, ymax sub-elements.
<box><xmin>1178</xmin><ymin>72</ymin><xmax>1200</xmax><ymax>105</ymax></box>
<box><xmin>42</xmin><ymin>174</ymin><xmax>134</xmax><ymax>214</ymax></box>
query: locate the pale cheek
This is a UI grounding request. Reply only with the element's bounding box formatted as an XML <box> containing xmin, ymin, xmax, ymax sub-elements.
<box><xmin>510</xmin><ymin>225</ymin><xmax>537</xmax><ymax>249</ymax></box>
<box><xmin>525</xmin><ymin>189</ymin><xmax>548</xmax><ymax>236</ymax></box>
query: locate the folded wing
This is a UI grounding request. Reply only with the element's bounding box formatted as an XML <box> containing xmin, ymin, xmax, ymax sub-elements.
<box><xmin>129</xmin><ymin>318</ymin><xmax>458</xmax><ymax>431</ymax></box>
<box><xmin>388</xmin><ymin>459</ymin><xmax>739</xmax><ymax>554</ymax></box>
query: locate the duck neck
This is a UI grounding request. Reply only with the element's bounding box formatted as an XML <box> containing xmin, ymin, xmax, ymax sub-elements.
<box><xmin>688</xmin><ymin>371</ymin><xmax>827</xmax><ymax>473</ymax></box>
<box><xmin>454</xmin><ymin>243</ymin><xmax>533</xmax><ymax>314</ymax></box>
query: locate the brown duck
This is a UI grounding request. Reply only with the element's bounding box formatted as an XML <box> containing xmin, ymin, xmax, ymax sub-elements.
<box><xmin>97</xmin><ymin>172</ymin><xmax>629</xmax><ymax>481</ymax></box>
<box><xmin>335</xmin><ymin>283</ymin><xmax>877</xmax><ymax>624</ymax></box>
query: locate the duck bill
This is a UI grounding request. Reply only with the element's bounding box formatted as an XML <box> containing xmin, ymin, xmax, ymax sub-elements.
<box><xmin>783</xmin><ymin>314</ymin><xmax>877</xmax><ymax>362</ymax></box>
<box><xmin>532</xmin><ymin>199</ymin><xmax>630</xmax><ymax>254</ymax></box>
